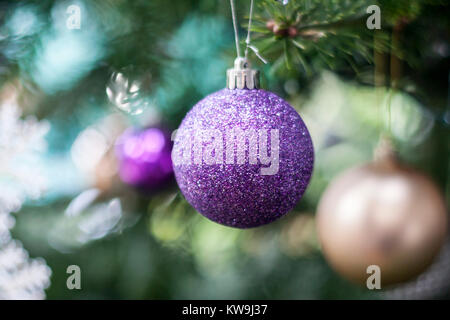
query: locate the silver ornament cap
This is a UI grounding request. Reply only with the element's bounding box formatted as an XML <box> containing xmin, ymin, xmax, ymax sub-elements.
<box><xmin>226</xmin><ymin>57</ymin><xmax>260</xmax><ymax>90</ymax></box>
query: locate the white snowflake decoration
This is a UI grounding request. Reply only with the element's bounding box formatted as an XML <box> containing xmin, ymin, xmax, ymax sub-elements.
<box><xmin>0</xmin><ymin>99</ymin><xmax>52</xmax><ymax>300</ymax></box>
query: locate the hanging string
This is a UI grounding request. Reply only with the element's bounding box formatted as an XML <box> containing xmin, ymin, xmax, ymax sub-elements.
<box><xmin>230</xmin><ymin>0</ymin><xmax>241</xmax><ymax>58</ymax></box>
<box><xmin>387</xmin><ymin>88</ymin><xmax>394</xmax><ymax>137</ymax></box>
<box><xmin>229</xmin><ymin>0</ymin><xmax>267</xmax><ymax>64</ymax></box>
<box><xmin>245</xmin><ymin>0</ymin><xmax>268</xmax><ymax>64</ymax></box>
<box><xmin>244</xmin><ymin>0</ymin><xmax>254</xmax><ymax>59</ymax></box>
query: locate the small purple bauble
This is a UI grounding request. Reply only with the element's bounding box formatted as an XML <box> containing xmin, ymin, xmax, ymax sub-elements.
<box><xmin>172</xmin><ymin>89</ymin><xmax>314</xmax><ymax>228</ymax></box>
<box><xmin>115</xmin><ymin>127</ymin><xmax>174</xmax><ymax>190</ymax></box>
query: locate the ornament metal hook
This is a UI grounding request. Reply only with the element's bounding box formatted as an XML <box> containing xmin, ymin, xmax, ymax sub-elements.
<box><xmin>227</xmin><ymin>57</ymin><xmax>260</xmax><ymax>90</ymax></box>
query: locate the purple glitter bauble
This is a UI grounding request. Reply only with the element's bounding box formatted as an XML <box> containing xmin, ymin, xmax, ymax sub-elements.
<box><xmin>172</xmin><ymin>89</ymin><xmax>314</xmax><ymax>228</ymax></box>
<box><xmin>115</xmin><ymin>127</ymin><xmax>174</xmax><ymax>190</ymax></box>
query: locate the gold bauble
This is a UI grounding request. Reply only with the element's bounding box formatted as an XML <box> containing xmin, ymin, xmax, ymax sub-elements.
<box><xmin>317</xmin><ymin>150</ymin><xmax>447</xmax><ymax>286</ymax></box>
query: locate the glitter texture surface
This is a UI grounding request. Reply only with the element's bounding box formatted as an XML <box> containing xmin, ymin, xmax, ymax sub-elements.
<box><xmin>173</xmin><ymin>89</ymin><xmax>314</xmax><ymax>228</ymax></box>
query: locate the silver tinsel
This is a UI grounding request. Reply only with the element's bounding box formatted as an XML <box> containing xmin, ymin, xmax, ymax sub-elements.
<box><xmin>385</xmin><ymin>234</ymin><xmax>450</xmax><ymax>299</ymax></box>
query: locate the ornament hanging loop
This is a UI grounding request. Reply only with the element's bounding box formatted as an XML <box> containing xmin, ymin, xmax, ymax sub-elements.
<box><xmin>374</xmin><ymin>135</ymin><xmax>397</xmax><ymax>169</ymax></box>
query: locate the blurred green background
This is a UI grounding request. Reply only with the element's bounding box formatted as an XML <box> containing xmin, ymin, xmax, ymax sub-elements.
<box><xmin>0</xmin><ymin>0</ymin><xmax>449</xmax><ymax>299</ymax></box>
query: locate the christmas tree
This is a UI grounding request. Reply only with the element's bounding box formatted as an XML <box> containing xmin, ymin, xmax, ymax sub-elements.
<box><xmin>0</xmin><ymin>0</ymin><xmax>449</xmax><ymax>299</ymax></box>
